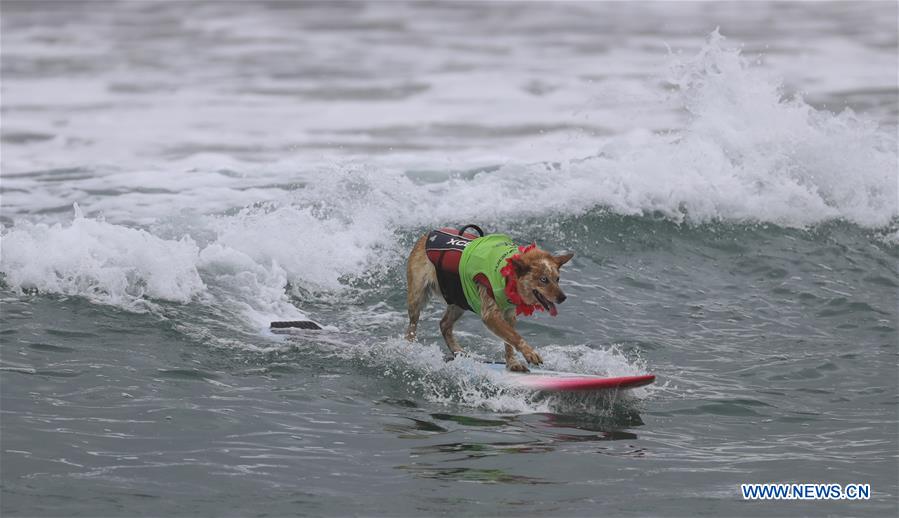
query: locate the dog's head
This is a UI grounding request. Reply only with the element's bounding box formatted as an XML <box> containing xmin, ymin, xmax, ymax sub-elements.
<box><xmin>508</xmin><ymin>248</ymin><xmax>574</xmax><ymax>316</ymax></box>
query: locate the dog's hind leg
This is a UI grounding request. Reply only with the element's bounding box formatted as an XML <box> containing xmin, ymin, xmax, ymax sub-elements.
<box><xmin>439</xmin><ymin>304</ymin><xmax>465</xmax><ymax>356</ymax></box>
<box><xmin>405</xmin><ymin>235</ymin><xmax>434</xmax><ymax>342</ymax></box>
<box><xmin>405</xmin><ymin>274</ymin><xmax>430</xmax><ymax>342</ymax></box>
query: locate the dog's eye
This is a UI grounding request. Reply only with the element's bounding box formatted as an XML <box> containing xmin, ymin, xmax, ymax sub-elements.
<box><xmin>540</xmin><ymin>276</ymin><xmax>549</xmax><ymax>284</ymax></box>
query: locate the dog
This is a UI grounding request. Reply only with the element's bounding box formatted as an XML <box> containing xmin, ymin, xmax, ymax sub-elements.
<box><xmin>405</xmin><ymin>225</ymin><xmax>573</xmax><ymax>372</ymax></box>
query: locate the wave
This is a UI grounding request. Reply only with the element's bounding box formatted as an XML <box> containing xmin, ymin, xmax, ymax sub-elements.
<box><xmin>0</xmin><ymin>204</ymin><xmax>204</xmax><ymax>312</ymax></box>
<box><xmin>2</xmin><ymin>32</ymin><xmax>896</xmax><ymax>320</ymax></box>
<box><xmin>0</xmin><ymin>204</ymin><xmax>308</xmax><ymax>326</ymax></box>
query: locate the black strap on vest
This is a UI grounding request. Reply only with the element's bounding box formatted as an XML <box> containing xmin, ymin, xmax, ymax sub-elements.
<box><xmin>458</xmin><ymin>224</ymin><xmax>485</xmax><ymax>237</ymax></box>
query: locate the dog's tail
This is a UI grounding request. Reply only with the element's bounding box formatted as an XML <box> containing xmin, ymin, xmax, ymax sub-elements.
<box><xmin>407</xmin><ymin>234</ymin><xmax>440</xmax><ymax>305</ymax></box>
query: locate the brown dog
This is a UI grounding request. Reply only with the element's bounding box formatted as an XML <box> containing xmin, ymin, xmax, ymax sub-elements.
<box><xmin>405</xmin><ymin>227</ymin><xmax>573</xmax><ymax>371</ymax></box>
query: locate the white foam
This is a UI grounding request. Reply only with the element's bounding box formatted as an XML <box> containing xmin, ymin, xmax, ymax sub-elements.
<box><xmin>281</xmin><ymin>333</ymin><xmax>648</xmax><ymax>414</ymax></box>
<box><xmin>197</xmin><ymin>243</ymin><xmax>307</xmax><ymax>329</ymax></box>
<box><xmin>0</xmin><ymin>205</ymin><xmax>308</xmax><ymax>327</ymax></box>
<box><xmin>0</xmin><ymin>204</ymin><xmax>205</xmax><ymax>311</ymax></box>
<box><xmin>206</xmin><ymin>200</ymin><xmax>392</xmax><ymax>293</ymax></box>
<box><xmin>539</xmin><ymin>343</ymin><xmax>644</xmax><ymax>378</ymax></box>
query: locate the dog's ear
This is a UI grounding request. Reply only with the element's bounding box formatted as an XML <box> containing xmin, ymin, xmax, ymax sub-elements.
<box><xmin>553</xmin><ymin>252</ymin><xmax>574</xmax><ymax>268</ymax></box>
<box><xmin>509</xmin><ymin>256</ymin><xmax>530</xmax><ymax>275</ymax></box>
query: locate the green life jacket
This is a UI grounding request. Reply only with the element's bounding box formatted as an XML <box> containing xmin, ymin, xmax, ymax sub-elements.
<box><xmin>458</xmin><ymin>234</ymin><xmax>518</xmax><ymax>314</ymax></box>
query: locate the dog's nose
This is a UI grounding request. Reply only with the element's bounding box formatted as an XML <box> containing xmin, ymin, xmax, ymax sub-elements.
<box><xmin>557</xmin><ymin>293</ymin><xmax>567</xmax><ymax>303</ymax></box>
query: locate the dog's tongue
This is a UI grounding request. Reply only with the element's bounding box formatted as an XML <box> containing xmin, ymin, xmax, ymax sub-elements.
<box><xmin>548</xmin><ymin>303</ymin><xmax>558</xmax><ymax>317</ymax></box>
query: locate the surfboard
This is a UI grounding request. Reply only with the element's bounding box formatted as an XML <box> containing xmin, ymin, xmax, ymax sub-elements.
<box><xmin>483</xmin><ymin>362</ymin><xmax>655</xmax><ymax>392</ymax></box>
<box><xmin>269</xmin><ymin>321</ymin><xmax>656</xmax><ymax>393</ymax></box>
<box><xmin>270</xmin><ymin>320</ymin><xmax>324</xmax><ymax>332</ymax></box>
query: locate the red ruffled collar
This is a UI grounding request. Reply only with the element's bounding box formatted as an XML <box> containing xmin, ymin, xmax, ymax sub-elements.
<box><xmin>500</xmin><ymin>243</ymin><xmax>545</xmax><ymax>316</ymax></box>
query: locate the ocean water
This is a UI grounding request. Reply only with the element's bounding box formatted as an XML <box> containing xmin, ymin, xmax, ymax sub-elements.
<box><xmin>1</xmin><ymin>1</ymin><xmax>897</xmax><ymax>516</ymax></box>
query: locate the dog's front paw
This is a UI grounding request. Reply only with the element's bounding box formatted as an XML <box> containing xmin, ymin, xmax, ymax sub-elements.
<box><xmin>521</xmin><ymin>348</ymin><xmax>543</xmax><ymax>366</ymax></box>
<box><xmin>506</xmin><ymin>360</ymin><xmax>529</xmax><ymax>373</ymax></box>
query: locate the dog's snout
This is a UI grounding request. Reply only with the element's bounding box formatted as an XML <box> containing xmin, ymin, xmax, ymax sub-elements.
<box><xmin>556</xmin><ymin>293</ymin><xmax>567</xmax><ymax>303</ymax></box>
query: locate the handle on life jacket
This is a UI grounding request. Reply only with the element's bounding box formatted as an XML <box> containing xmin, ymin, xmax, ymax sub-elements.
<box><xmin>458</xmin><ymin>224</ymin><xmax>485</xmax><ymax>237</ymax></box>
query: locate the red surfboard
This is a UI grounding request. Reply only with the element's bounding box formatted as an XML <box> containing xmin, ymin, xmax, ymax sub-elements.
<box><xmin>484</xmin><ymin>362</ymin><xmax>655</xmax><ymax>392</ymax></box>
